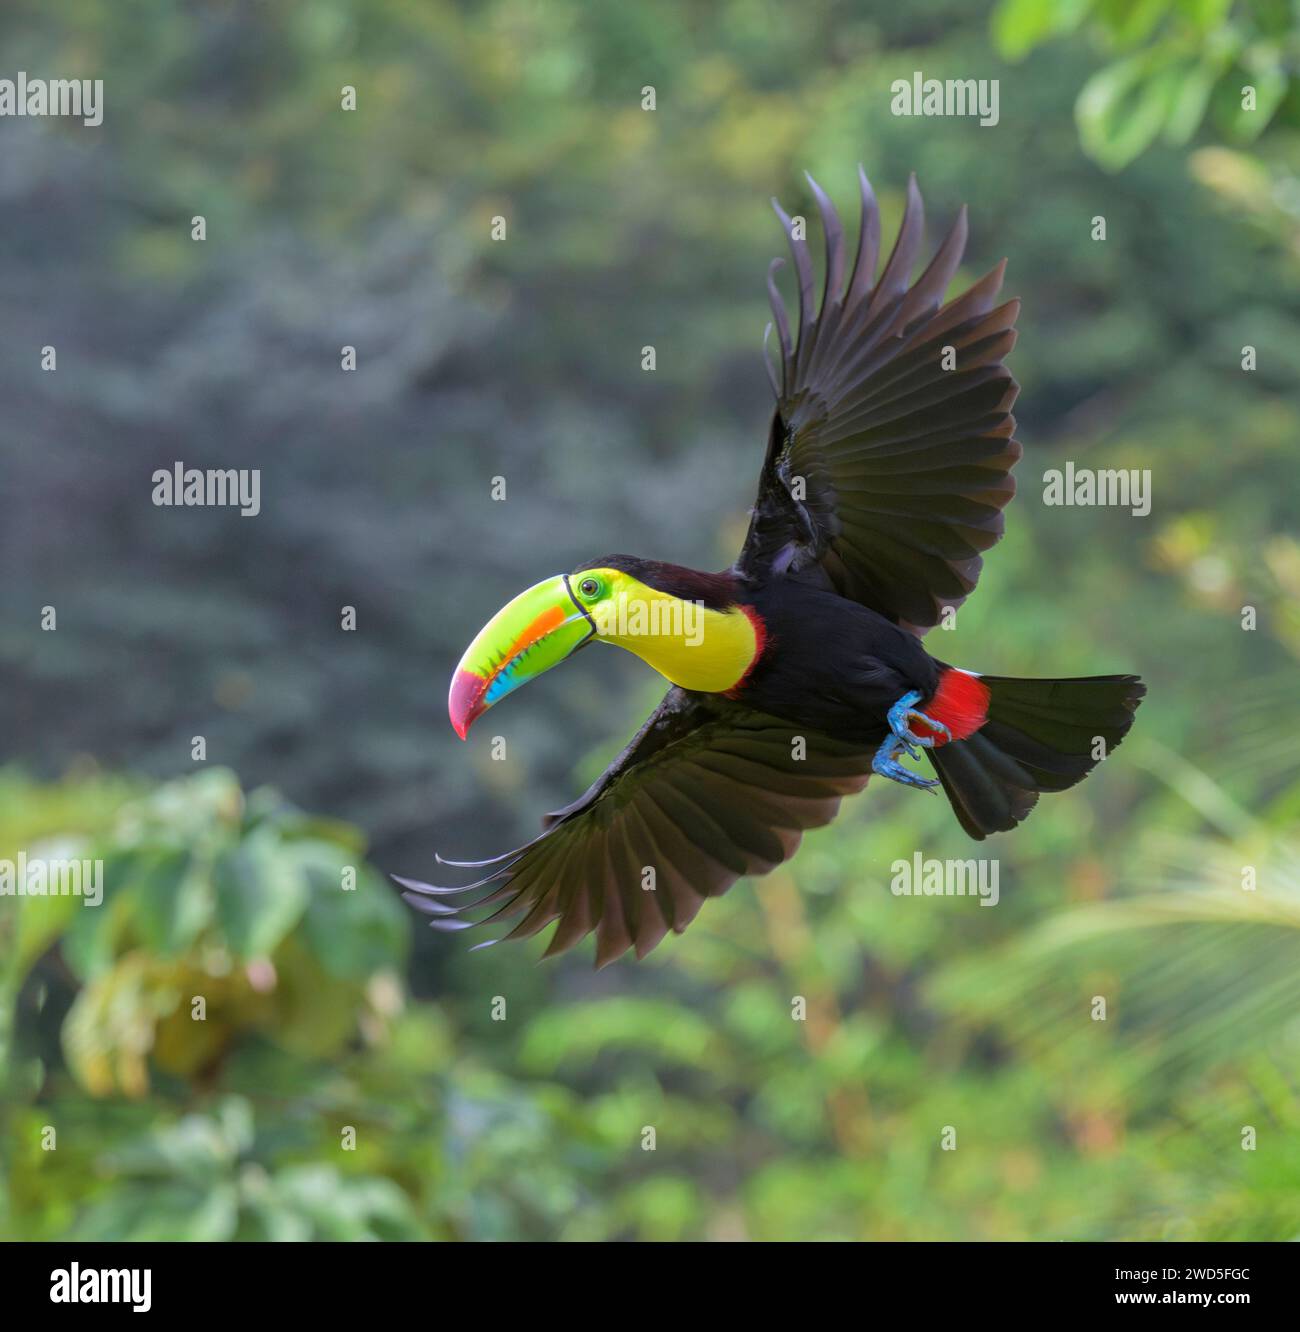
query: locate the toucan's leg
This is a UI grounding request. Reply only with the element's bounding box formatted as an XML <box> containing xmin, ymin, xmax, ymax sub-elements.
<box><xmin>872</xmin><ymin>732</ymin><xmax>941</xmax><ymax>790</ymax></box>
<box><xmin>887</xmin><ymin>689</ymin><xmax>951</xmax><ymax>751</ymax></box>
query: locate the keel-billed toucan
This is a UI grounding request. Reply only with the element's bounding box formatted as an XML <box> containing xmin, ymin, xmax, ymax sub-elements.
<box><xmin>400</xmin><ymin>170</ymin><xmax>1145</xmax><ymax>965</ymax></box>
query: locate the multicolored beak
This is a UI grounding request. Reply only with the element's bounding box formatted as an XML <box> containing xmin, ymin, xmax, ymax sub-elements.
<box><xmin>448</xmin><ymin>575</ymin><xmax>596</xmax><ymax>739</ymax></box>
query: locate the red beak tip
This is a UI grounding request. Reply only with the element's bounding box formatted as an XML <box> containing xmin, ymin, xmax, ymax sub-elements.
<box><xmin>449</xmin><ymin>669</ymin><xmax>488</xmax><ymax>741</ymax></box>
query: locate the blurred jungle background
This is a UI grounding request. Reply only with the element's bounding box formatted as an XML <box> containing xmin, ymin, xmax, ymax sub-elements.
<box><xmin>3</xmin><ymin>0</ymin><xmax>1300</xmax><ymax>1241</ymax></box>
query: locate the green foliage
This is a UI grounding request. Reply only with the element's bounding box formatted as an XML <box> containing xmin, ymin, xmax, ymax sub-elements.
<box><xmin>6</xmin><ymin>738</ymin><xmax>1300</xmax><ymax>1241</ymax></box>
<box><xmin>0</xmin><ymin>768</ymin><xmax>408</xmax><ymax>1100</ymax></box>
<box><xmin>3</xmin><ymin>0</ymin><xmax>1300</xmax><ymax>1241</ymax></box>
<box><xmin>994</xmin><ymin>0</ymin><xmax>1297</xmax><ymax>167</ymax></box>
<box><xmin>63</xmin><ymin>1097</ymin><xmax>426</xmax><ymax>1241</ymax></box>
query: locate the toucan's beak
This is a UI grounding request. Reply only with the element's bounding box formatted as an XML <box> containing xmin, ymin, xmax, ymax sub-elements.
<box><xmin>448</xmin><ymin>575</ymin><xmax>595</xmax><ymax>739</ymax></box>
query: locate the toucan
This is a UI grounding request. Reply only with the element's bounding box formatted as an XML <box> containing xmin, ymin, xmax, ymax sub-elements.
<box><xmin>399</xmin><ymin>170</ymin><xmax>1145</xmax><ymax>965</ymax></box>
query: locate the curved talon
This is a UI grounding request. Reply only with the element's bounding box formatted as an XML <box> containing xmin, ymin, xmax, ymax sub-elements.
<box><xmin>887</xmin><ymin>689</ymin><xmax>951</xmax><ymax>750</ymax></box>
<box><xmin>871</xmin><ymin>732</ymin><xmax>941</xmax><ymax>790</ymax></box>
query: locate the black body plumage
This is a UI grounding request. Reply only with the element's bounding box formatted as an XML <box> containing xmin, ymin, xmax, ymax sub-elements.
<box><xmin>401</xmin><ymin>170</ymin><xmax>1144</xmax><ymax>965</ymax></box>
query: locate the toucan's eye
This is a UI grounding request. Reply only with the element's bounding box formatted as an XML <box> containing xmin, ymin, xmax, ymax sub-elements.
<box><xmin>579</xmin><ymin>577</ymin><xmax>600</xmax><ymax>599</ymax></box>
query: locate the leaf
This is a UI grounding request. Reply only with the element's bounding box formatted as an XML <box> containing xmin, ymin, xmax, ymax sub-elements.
<box><xmin>71</xmin><ymin>1182</ymin><xmax>239</xmax><ymax>1242</ymax></box>
<box><xmin>62</xmin><ymin>843</ymin><xmax>207</xmax><ymax>972</ymax></box>
<box><xmin>213</xmin><ymin>831</ymin><xmax>308</xmax><ymax>960</ymax></box>
<box><xmin>10</xmin><ymin>883</ymin><xmax>80</xmax><ymax>981</ymax></box>
<box><xmin>1163</xmin><ymin>57</ymin><xmax>1223</xmax><ymax>144</ymax></box>
<box><xmin>1221</xmin><ymin>50</ymin><xmax>1288</xmax><ymax>140</ymax></box>
<box><xmin>130</xmin><ymin>847</ymin><xmax>207</xmax><ymax>957</ymax></box>
<box><xmin>1076</xmin><ymin>51</ymin><xmax>1182</xmax><ymax>170</ymax></box>
<box><xmin>298</xmin><ymin>856</ymin><xmax>406</xmax><ymax>980</ymax></box>
<box><xmin>992</xmin><ymin>0</ymin><xmax>1093</xmax><ymax>62</ymax></box>
<box><xmin>267</xmin><ymin>1166</ymin><xmax>426</xmax><ymax>1240</ymax></box>
<box><xmin>62</xmin><ymin>954</ymin><xmax>164</xmax><ymax>1097</ymax></box>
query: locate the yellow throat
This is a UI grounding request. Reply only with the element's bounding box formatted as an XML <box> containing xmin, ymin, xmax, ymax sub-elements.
<box><xmin>586</xmin><ymin>572</ymin><xmax>759</xmax><ymax>693</ymax></box>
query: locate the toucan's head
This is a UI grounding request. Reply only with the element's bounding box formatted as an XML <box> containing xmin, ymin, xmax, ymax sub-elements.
<box><xmin>448</xmin><ymin>556</ymin><xmax>752</xmax><ymax>738</ymax></box>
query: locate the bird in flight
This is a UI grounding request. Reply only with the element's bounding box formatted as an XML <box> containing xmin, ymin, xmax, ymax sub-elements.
<box><xmin>399</xmin><ymin>169</ymin><xmax>1144</xmax><ymax>966</ymax></box>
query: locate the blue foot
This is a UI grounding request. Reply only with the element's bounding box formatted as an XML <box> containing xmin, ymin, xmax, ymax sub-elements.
<box><xmin>872</xmin><ymin>732</ymin><xmax>941</xmax><ymax>790</ymax></box>
<box><xmin>887</xmin><ymin>689</ymin><xmax>951</xmax><ymax>753</ymax></box>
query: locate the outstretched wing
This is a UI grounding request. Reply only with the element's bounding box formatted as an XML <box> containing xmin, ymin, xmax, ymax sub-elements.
<box><xmin>398</xmin><ymin>688</ymin><xmax>873</xmax><ymax>967</ymax></box>
<box><xmin>736</xmin><ymin>170</ymin><xmax>1021</xmax><ymax>630</ymax></box>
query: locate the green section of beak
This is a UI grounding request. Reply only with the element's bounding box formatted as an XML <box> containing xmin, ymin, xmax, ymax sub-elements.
<box><xmin>448</xmin><ymin>575</ymin><xmax>595</xmax><ymax>738</ymax></box>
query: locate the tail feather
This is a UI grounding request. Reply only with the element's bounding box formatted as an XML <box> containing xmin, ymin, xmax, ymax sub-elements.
<box><xmin>927</xmin><ymin>672</ymin><xmax>1145</xmax><ymax>839</ymax></box>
